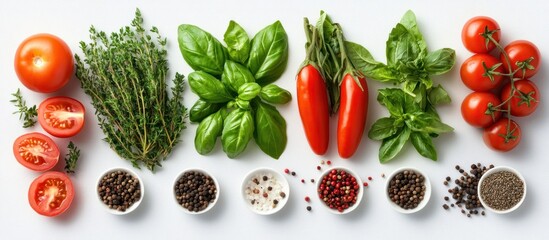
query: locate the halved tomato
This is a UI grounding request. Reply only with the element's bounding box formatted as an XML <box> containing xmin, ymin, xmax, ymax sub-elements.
<box><xmin>13</xmin><ymin>132</ymin><xmax>59</xmax><ymax>171</ymax></box>
<box><xmin>28</xmin><ymin>171</ymin><xmax>75</xmax><ymax>217</ymax></box>
<box><xmin>38</xmin><ymin>96</ymin><xmax>85</xmax><ymax>138</ymax></box>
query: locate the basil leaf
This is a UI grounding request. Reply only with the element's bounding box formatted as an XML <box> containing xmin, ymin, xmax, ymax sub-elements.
<box><xmin>386</xmin><ymin>24</ymin><xmax>421</xmax><ymax>70</ymax></box>
<box><xmin>254</xmin><ymin>101</ymin><xmax>287</xmax><ymax>159</ymax></box>
<box><xmin>403</xmin><ymin>88</ymin><xmax>422</xmax><ymax>113</ymax></box>
<box><xmin>345</xmin><ymin>41</ymin><xmax>396</xmax><ymax>82</ymax></box>
<box><xmin>222</xmin><ymin>60</ymin><xmax>255</xmax><ymax>94</ymax></box>
<box><xmin>410</xmin><ymin>131</ymin><xmax>437</xmax><ymax>160</ymax></box>
<box><xmin>189</xmin><ymin>99</ymin><xmax>223</xmax><ymax>123</ymax></box>
<box><xmin>221</xmin><ymin>109</ymin><xmax>254</xmax><ymax>158</ymax></box>
<box><xmin>425</xmin><ymin>48</ymin><xmax>456</xmax><ymax>75</ymax></box>
<box><xmin>188</xmin><ymin>71</ymin><xmax>234</xmax><ymax>103</ymax></box>
<box><xmin>377</xmin><ymin>88</ymin><xmax>405</xmax><ymax>116</ymax></box>
<box><xmin>235</xmin><ymin>98</ymin><xmax>251</xmax><ymax>110</ymax></box>
<box><xmin>368</xmin><ymin>117</ymin><xmax>399</xmax><ymax>140</ymax></box>
<box><xmin>238</xmin><ymin>82</ymin><xmax>261</xmax><ymax>101</ymax></box>
<box><xmin>247</xmin><ymin>21</ymin><xmax>289</xmax><ymax>86</ymax></box>
<box><xmin>259</xmin><ymin>84</ymin><xmax>292</xmax><ymax>104</ymax></box>
<box><xmin>402</xmin><ymin>80</ymin><xmax>419</xmax><ymax>97</ymax></box>
<box><xmin>224</xmin><ymin>21</ymin><xmax>250</xmax><ymax>64</ymax></box>
<box><xmin>178</xmin><ymin>24</ymin><xmax>227</xmax><ymax>77</ymax></box>
<box><xmin>405</xmin><ymin>112</ymin><xmax>453</xmax><ymax>134</ymax></box>
<box><xmin>428</xmin><ymin>84</ymin><xmax>451</xmax><ymax>105</ymax></box>
<box><xmin>195</xmin><ymin>109</ymin><xmax>224</xmax><ymax>155</ymax></box>
<box><xmin>399</xmin><ymin>10</ymin><xmax>427</xmax><ymax>58</ymax></box>
<box><xmin>379</xmin><ymin>127</ymin><xmax>411</xmax><ymax>163</ymax></box>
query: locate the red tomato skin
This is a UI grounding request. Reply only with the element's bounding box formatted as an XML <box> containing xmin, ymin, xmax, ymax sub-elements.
<box><xmin>28</xmin><ymin>171</ymin><xmax>74</xmax><ymax>217</ymax></box>
<box><xmin>38</xmin><ymin>96</ymin><xmax>86</xmax><ymax>138</ymax></box>
<box><xmin>461</xmin><ymin>92</ymin><xmax>502</xmax><ymax>128</ymax></box>
<box><xmin>501</xmin><ymin>40</ymin><xmax>541</xmax><ymax>79</ymax></box>
<box><xmin>14</xmin><ymin>33</ymin><xmax>74</xmax><ymax>93</ymax></box>
<box><xmin>13</xmin><ymin>132</ymin><xmax>59</xmax><ymax>171</ymax></box>
<box><xmin>462</xmin><ymin>16</ymin><xmax>501</xmax><ymax>53</ymax></box>
<box><xmin>297</xmin><ymin>64</ymin><xmax>330</xmax><ymax>155</ymax></box>
<box><xmin>337</xmin><ymin>74</ymin><xmax>368</xmax><ymax>159</ymax></box>
<box><xmin>483</xmin><ymin>118</ymin><xmax>521</xmax><ymax>152</ymax></box>
<box><xmin>460</xmin><ymin>54</ymin><xmax>503</xmax><ymax>92</ymax></box>
<box><xmin>501</xmin><ymin>79</ymin><xmax>540</xmax><ymax>117</ymax></box>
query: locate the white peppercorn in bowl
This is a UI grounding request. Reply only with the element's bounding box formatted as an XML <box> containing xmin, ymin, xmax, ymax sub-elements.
<box><xmin>385</xmin><ymin>167</ymin><xmax>431</xmax><ymax>214</ymax></box>
<box><xmin>96</xmin><ymin>167</ymin><xmax>144</xmax><ymax>215</ymax></box>
<box><xmin>315</xmin><ymin>166</ymin><xmax>364</xmax><ymax>214</ymax></box>
<box><xmin>478</xmin><ymin>166</ymin><xmax>526</xmax><ymax>214</ymax></box>
<box><xmin>241</xmin><ymin>168</ymin><xmax>290</xmax><ymax>215</ymax></box>
<box><xmin>173</xmin><ymin>168</ymin><xmax>220</xmax><ymax>215</ymax></box>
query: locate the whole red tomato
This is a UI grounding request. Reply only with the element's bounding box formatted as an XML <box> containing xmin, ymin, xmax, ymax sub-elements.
<box><xmin>501</xmin><ymin>40</ymin><xmax>541</xmax><ymax>79</ymax></box>
<box><xmin>14</xmin><ymin>33</ymin><xmax>74</xmax><ymax>93</ymax></box>
<box><xmin>460</xmin><ymin>53</ymin><xmax>504</xmax><ymax>92</ymax></box>
<box><xmin>483</xmin><ymin>118</ymin><xmax>521</xmax><ymax>152</ymax></box>
<box><xmin>337</xmin><ymin>74</ymin><xmax>368</xmax><ymax>159</ymax></box>
<box><xmin>461</xmin><ymin>92</ymin><xmax>502</xmax><ymax>128</ymax></box>
<box><xmin>500</xmin><ymin>79</ymin><xmax>540</xmax><ymax>117</ymax></box>
<box><xmin>28</xmin><ymin>171</ymin><xmax>75</xmax><ymax>217</ymax></box>
<box><xmin>462</xmin><ymin>16</ymin><xmax>501</xmax><ymax>53</ymax></box>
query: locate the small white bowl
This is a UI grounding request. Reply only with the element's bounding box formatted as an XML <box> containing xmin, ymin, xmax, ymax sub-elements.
<box><xmin>385</xmin><ymin>167</ymin><xmax>431</xmax><ymax>214</ymax></box>
<box><xmin>241</xmin><ymin>168</ymin><xmax>290</xmax><ymax>215</ymax></box>
<box><xmin>96</xmin><ymin>167</ymin><xmax>144</xmax><ymax>215</ymax></box>
<box><xmin>478</xmin><ymin>166</ymin><xmax>526</xmax><ymax>214</ymax></box>
<box><xmin>173</xmin><ymin>168</ymin><xmax>220</xmax><ymax>214</ymax></box>
<box><xmin>315</xmin><ymin>166</ymin><xmax>364</xmax><ymax>214</ymax></box>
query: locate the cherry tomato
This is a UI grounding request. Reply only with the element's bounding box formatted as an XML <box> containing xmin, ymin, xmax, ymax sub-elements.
<box><xmin>14</xmin><ymin>33</ymin><xmax>74</xmax><ymax>93</ymax></box>
<box><xmin>297</xmin><ymin>64</ymin><xmax>330</xmax><ymax>155</ymax></box>
<box><xmin>501</xmin><ymin>40</ymin><xmax>541</xmax><ymax>79</ymax></box>
<box><xmin>337</xmin><ymin>74</ymin><xmax>368</xmax><ymax>159</ymax></box>
<box><xmin>28</xmin><ymin>171</ymin><xmax>74</xmax><ymax>217</ymax></box>
<box><xmin>501</xmin><ymin>79</ymin><xmax>540</xmax><ymax>117</ymax></box>
<box><xmin>461</xmin><ymin>92</ymin><xmax>502</xmax><ymax>128</ymax></box>
<box><xmin>13</xmin><ymin>132</ymin><xmax>59</xmax><ymax>171</ymax></box>
<box><xmin>462</xmin><ymin>16</ymin><xmax>501</xmax><ymax>53</ymax></box>
<box><xmin>483</xmin><ymin>118</ymin><xmax>521</xmax><ymax>152</ymax></box>
<box><xmin>38</xmin><ymin>96</ymin><xmax>85</xmax><ymax>138</ymax></box>
<box><xmin>460</xmin><ymin>54</ymin><xmax>504</xmax><ymax>92</ymax></box>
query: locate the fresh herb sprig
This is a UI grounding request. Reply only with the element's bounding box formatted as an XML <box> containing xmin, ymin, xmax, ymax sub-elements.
<box><xmin>75</xmin><ymin>9</ymin><xmax>187</xmax><ymax>171</ymax></box>
<box><xmin>10</xmin><ymin>89</ymin><xmax>37</xmax><ymax>128</ymax></box>
<box><xmin>64</xmin><ymin>141</ymin><xmax>80</xmax><ymax>174</ymax></box>
<box><xmin>348</xmin><ymin>10</ymin><xmax>456</xmax><ymax>162</ymax></box>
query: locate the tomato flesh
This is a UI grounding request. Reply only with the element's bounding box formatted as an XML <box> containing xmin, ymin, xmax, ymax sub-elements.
<box><xmin>13</xmin><ymin>132</ymin><xmax>59</xmax><ymax>171</ymax></box>
<box><xmin>28</xmin><ymin>171</ymin><xmax>74</xmax><ymax>217</ymax></box>
<box><xmin>38</xmin><ymin>96</ymin><xmax>85</xmax><ymax>138</ymax></box>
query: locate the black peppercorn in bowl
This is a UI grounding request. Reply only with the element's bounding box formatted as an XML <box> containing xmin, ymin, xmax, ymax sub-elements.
<box><xmin>96</xmin><ymin>167</ymin><xmax>144</xmax><ymax>215</ymax></box>
<box><xmin>385</xmin><ymin>167</ymin><xmax>431</xmax><ymax>214</ymax></box>
<box><xmin>173</xmin><ymin>168</ymin><xmax>220</xmax><ymax>214</ymax></box>
<box><xmin>478</xmin><ymin>166</ymin><xmax>526</xmax><ymax>214</ymax></box>
<box><xmin>315</xmin><ymin>166</ymin><xmax>364</xmax><ymax>214</ymax></box>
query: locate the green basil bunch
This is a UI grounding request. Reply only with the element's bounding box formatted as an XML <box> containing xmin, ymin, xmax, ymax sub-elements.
<box><xmin>178</xmin><ymin>20</ymin><xmax>291</xmax><ymax>159</ymax></box>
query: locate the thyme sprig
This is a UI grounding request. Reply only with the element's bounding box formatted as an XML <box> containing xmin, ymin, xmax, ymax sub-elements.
<box><xmin>75</xmin><ymin>9</ymin><xmax>187</xmax><ymax>171</ymax></box>
<box><xmin>64</xmin><ymin>141</ymin><xmax>81</xmax><ymax>174</ymax></box>
<box><xmin>10</xmin><ymin>88</ymin><xmax>37</xmax><ymax>128</ymax></box>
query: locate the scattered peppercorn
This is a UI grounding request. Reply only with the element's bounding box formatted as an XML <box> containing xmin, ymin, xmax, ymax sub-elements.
<box><xmin>291</xmin><ymin>171</ymin><xmax>296</xmax><ymax>176</ymax></box>
<box><xmin>301</xmin><ymin>179</ymin><xmax>305</xmax><ymax>183</ymax></box>
<box><xmin>444</xmin><ymin>196</ymin><xmax>449</xmax><ymax>201</ymax></box>
<box><xmin>327</xmin><ymin>160</ymin><xmax>332</xmax><ymax>165</ymax></box>
<box><xmin>174</xmin><ymin>170</ymin><xmax>217</xmax><ymax>213</ymax></box>
<box><xmin>310</xmin><ymin>179</ymin><xmax>315</xmax><ymax>183</ymax></box>
<box><xmin>382</xmin><ymin>173</ymin><xmax>386</xmax><ymax>178</ymax></box>
<box><xmin>363</xmin><ymin>182</ymin><xmax>368</xmax><ymax>187</ymax></box>
<box><xmin>98</xmin><ymin>170</ymin><xmax>141</xmax><ymax>212</ymax></box>
<box><xmin>305</xmin><ymin>196</ymin><xmax>310</xmax><ymax>202</ymax></box>
<box><xmin>388</xmin><ymin>170</ymin><xmax>426</xmax><ymax>210</ymax></box>
<box><xmin>443</xmin><ymin>163</ymin><xmax>493</xmax><ymax>218</ymax></box>
<box><xmin>284</xmin><ymin>168</ymin><xmax>290</xmax><ymax>174</ymax></box>
<box><xmin>306</xmin><ymin>206</ymin><xmax>312</xmax><ymax>211</ymax></box>
<box><xmin>316</xmin><ymin>166</ymin><xmax>321</xmax><ymax>171</ymax></box>
<box><xmin>368</xmin><ymin>176</ymin><xmax>373</xmax><ymax>181</ymax></box>
<box><xmin>443</xmin><ymin>204</ymin><xmax>449</xmax><ymax>210</ymax></box>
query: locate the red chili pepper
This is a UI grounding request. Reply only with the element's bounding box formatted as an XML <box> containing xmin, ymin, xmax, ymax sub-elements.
<box><xmin>337</xmin><ymin>74</ymin><xmax>369</xmax><ymax>158</ymax></box>
<box><xmin>297</xmin><ymin>64</ymin><xmax>330</xmax><ymax>155</ymax></box>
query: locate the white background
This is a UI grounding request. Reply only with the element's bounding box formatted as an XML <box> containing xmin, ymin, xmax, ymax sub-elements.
<box><xmin>1</xmin><ymin>0</ymin><xmax>547</xmax><ymax>239</ymax></box>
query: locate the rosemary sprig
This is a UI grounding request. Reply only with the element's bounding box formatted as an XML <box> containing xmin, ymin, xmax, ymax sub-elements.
<box><xmin>75</xmin><ymin>9</ymin><xmax>187</xmax><ymax>172</ymax></box>
<box><xmin>10</xmin><ymin>88</ymin><xmax>37</xmax><ymax>128</ymax></box>
<box><xmin>64</xmin><ymin>141</ymin><xmax>80</xmax><ymax>174</ymax></box>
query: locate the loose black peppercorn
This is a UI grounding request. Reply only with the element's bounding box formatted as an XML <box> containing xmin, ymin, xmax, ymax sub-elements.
<box><xmin>306</xmin><ymin>206</ymin><xmax>312</xmax><ymax>211</ymax></box>
<box><xmin>443</xmin><ymin>204</ymin><xmax>449</xmax><ymax>210</ymax></box>
<box><xmin>291</xmin><ymin>171</ymin><xmax>296</xmax><ymax>176</ymax></box>
<box><xmin>443</xmin><ymin>163</ymin><xmax>492</xmax><ymax>218</ymax></box>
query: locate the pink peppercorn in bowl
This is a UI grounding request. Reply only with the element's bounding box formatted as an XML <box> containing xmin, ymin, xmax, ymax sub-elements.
<box><xmin>385</xmin><ymin>167</ymin><xmax>431</xmax><ymax>214</ymax></box>
<box><xmin>316</xmin><ymin>166</ymin><xmax>364</xmax><ymax>214</ymax></box>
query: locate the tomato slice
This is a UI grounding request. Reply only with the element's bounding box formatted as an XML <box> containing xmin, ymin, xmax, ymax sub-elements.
<box><xmin>13</xmin><ymin>132</ymin><xmax>59</xmax><ymax>171</ymax></box>
<box><xmin>28</xmin><ymin>171</ymin><xmax>74</xmax><ymax>217</ymax></box>
<box><xmin>38</xmin><ymin>96</ymin><xmax>85</xmax><ymax>138</ymax></box>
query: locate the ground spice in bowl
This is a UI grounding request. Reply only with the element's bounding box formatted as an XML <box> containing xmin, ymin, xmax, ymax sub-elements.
<box><xmin>478</xmin><ymin>166</ymin><xmax>526</xmax><ymax>214</ymax></box>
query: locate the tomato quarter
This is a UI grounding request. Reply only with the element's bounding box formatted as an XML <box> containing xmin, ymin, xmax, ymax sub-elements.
<box><xmin>462</xmin><ymin>16</ymin><xmax>501</xmax><ymax>53</ymax></box>
<box><xmin>501</xmin><ymin>40</ymin><xmax>541</xmax><ymax>79</ymax></box>
<box><xmin>460</xmin><ymin>54</ymin><xmax>504</xmax><ymax>92</ymax></box>
<box><xmin>483</xmin><ymin>118</ymin><xmax>521</xmax><ymax>152</ymax></box>
<box><xmin>501</xmin><ymin>79</ymin><xmax>540</xmax><ymax>117</ymax></box>
<box><xmin>13</xmin><ymin>132</ymin><xmax>59</xmax><ymax>171</ymax></box>
<box><xmin>14</xmin><ymin>33</ymin><xmax>74</xmax><ymax>93</ymax></box>
<box><xmin>38</xmin><ymin>96</ymin><xmax>85</xmax><ymax>138</ymax></box>
<box><xmin>28</xmin><ymin>171</ymin><xmax>74</xmax><ymax>217</ymax></box>
<box><xmin>461</xmin><ymin>92</ymin><xmax>502</xmax><ymax>128</ymax></box>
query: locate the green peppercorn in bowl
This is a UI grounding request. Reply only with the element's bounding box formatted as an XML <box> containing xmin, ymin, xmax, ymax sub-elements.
<box><xmin>173</xmin><ymin>168</ymin><xmax>220</xmax><ymax>214</ymax></box>
<box><xmin>96</xmin><ymin>167</ymin><xmax>144</xmax><ymax>215</ymax></box>
<box><xmin>385</xmin><ymin>167</ymin><xmax>431</xmax><ymax>214</ymax></box>
<box><xmin>478</xmin><ymin>166</ymin><xmax>526</xmax><ymax>214</ymax></box>
<box><xmin>316</xmin><ymin>166</ymin><xmax>364</xmax><ymax>214</ymax></box>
